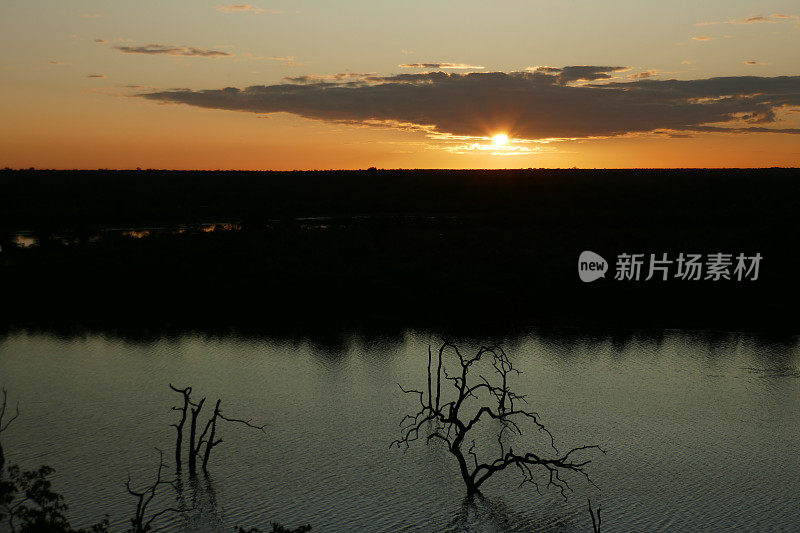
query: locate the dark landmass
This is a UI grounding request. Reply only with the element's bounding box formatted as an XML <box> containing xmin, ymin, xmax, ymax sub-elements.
<box><xmin>0</xmin><ymin>168</ymin><xmax>798</xmax><ymax>338</ymax></box>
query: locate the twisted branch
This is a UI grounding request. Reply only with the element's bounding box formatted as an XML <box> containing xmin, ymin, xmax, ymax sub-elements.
<box><xmin>126</xmin><ymin>448</ymin><xmax>187</xmax><ymax>532</ymax></box>
<box><xmin>0</xmin><ymin>388</ymin><xmax>20</xmax><ymax>433</ymax></box>
<box><xmin>392</xmin><ymin>342</ymin><xmax>603</xmax><ymax>498</ymax></box>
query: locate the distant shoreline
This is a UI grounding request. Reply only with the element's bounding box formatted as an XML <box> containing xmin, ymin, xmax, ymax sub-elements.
<box><xmin>1</xmin><ymin>168</ymin><xmax>798</xmax><ymax>336</ymax></box>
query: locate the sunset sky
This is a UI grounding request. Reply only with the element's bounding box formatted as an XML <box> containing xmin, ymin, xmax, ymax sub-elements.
<box><xmin>1</xmin><ymin>0</ymin><xmax>799</xmax><ymax>169</ymax></box>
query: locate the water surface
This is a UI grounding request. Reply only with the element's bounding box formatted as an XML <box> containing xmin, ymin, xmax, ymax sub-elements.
<box><xmin>1</xmin><ymin>328</ymin><xmax>798</xmax><ymax>531</ymax></box>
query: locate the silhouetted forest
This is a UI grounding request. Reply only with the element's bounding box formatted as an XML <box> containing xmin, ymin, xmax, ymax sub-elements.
<box><xmin>1</xmin><ymin>168</ymin><xmax>798</xmax><ymax>336</ymax></box>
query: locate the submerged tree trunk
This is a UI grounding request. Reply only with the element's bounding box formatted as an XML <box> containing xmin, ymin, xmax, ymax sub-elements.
<box><xmin>188</xmin><ymin>398</ymin><xmax>205</xmax><ymax>475</ymax></box>
<box><xmin>455</xmin><ymin>446</ymin><xmax>477</xmax><ymax>497</ymax></box>
<box><xmin>166</xmin><ymin>386</ymin><xmax>265</xmax><ymax>476</ymax></box>
<box><xmin>202</xmin><ymin>400</ymin><xmax>222</xmax><ymax>473</ymax></box>
<box><xmin>169</xmin><ymin>384</ymin><xmax>192</xmax><ymax>471</ymax></box>
<box><xmin>198</xmin><ymin>399</ymin><xmax>265</xmax><ymax>473</ymax></box>
<box><xmin>0</xmin><ymin>388</ymin><xmax>20</xmax><ymax>474</ymax></box>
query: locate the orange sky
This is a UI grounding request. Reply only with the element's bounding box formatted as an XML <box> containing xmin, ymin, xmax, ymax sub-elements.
<box><xmin>1</xmin><ymin>1</ymin><xmax>799</xmax><ymax>169</ymax></box>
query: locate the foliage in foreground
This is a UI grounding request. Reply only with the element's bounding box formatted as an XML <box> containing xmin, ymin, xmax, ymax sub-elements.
<box><xmin>0</xmin><ymin>464</ymin><xmax>109</xmax><ymax>533</ymax></box>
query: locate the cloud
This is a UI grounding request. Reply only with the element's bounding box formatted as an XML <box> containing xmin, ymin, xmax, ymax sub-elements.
<box><xmin>284</xmin><ymin>72</ymin><xmax>374</xmax><ymax>84</ymax></box>
<box><xmin>269</xmin><ymin>56</ymin><xmax>303</xmax><ymax>67</ymax></box>
<box><xmin>628</xmin><ymin>70</ymin><xmax>658</xmax><ymax>79</ymax></box>
<box><xmin>86</xmin><ymin>74</ymin><xmax>106</xmax><ymax>78</ymax></box>
<box><xmin>82</xmin><ymin>13</ymin><xmax>101</xmax><ymax>19</ymax></box>
<box><xmin>137</xmin><ymin>69</ymin><xmax>800</xmax><ymax>141</ymax></box>
<box><xmin>744</xmin><ymin>60</ymin><xmax>769</xmax><ymax>66</ymax></box>
<box><xmin>737</xmin><ymin>16</ymin><xmax>772</xmax><ymax>23</ymax></box>
<box><xmin>216</xmin><ymin>4</ymin><xmax>280</xmax><ymax>14</ymax></box>
<box><xmin>114</xmin><ymin>44</ymin><xmax>232</xmax><ymax>57</ymax></box>
<box><xmin>94</xmin><ymin>38</ymin><xmax>107</xmax><ymax>44</ymax></box>
<box><xmin>697</xmin><ymin>13</ymin><xmax>798</xmax><ymax>25</ymax></box>
<box><xmin>692</xmin><ymin>36</ymin><xmax>713</xmax><ymax>41</ymax></box>
<box><xmin>525</xmin><ymin>65</ymin><xmax>629</xmax><ymax>83</ymax></box>
<box><xmin>399</xmin><ymin>63</ymin><xmax>485</xmax><ymax>70</ymax></box>
<box><xmin>46</xmin><ymin>60</ymin><xmax>71</xmax><ymax>66</ymax></box>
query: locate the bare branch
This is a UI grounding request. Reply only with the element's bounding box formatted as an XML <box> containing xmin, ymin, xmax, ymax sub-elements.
<box><xmin>0</xmin><ymin>388</ymin><xmax>20</xmax><ymax>433</ymax></box>
<box><xmin>588</xmin><ymin>499</ymin><xmax>601</xmax><ymax>533</ymax></box>
<box><xmin>126</xmin><ymin>448</ymin><xmax>186</xmax><ymax>533</ymax></box>
<box><xmin>392</xmin><ymin>342</ymin><xmax>603</xmax><ymax>498</ymax></box>
<box><xmin>218</xmin><ymin>412</ymin><xmax>267</xmax><ymax>432</ymax></box>
<box><xmin>187</xmin><ymin>397</ymin><xmax>206</xmax><ymax>474</ymax></box>
<box><xmin>168</xmin><ymin>384</ymin><xmax>192</xmax><ymax>471</ymax></box>
<box><xmin>169</xmin><ymin>384</ymin><xmax>192</xmax><ymax>395</ymax></box>
<box><xmin>0</xmin><ymin>387</ymin><xmax>20</xmax><ymax>471</ymax></box>
<box><xmin>143</xmin><ymin>506</ymin><xmax>184</xmax><ymax>532</ymax></box>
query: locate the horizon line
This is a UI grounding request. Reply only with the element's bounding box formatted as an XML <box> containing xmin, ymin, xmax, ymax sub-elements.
<box><xmin>2</xmin><ymin>167</ymin><xmax>799</xmax><ymax>172</ymax></box>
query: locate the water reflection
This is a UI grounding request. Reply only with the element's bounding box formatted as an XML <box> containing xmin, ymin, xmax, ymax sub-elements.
<box><xmin>175</xmin><ymin>474</ymin><xmax>224</xmax><ymax>531</ymax></box>
<box><xmin>447</xmin><ymin>493</ymin><xmax>520</xmax><ymax>532</ymax></box>
<box><xmin>444</xmin><ymin>492</ymin><xmax>592</xmax><ymax>533</ymax></box>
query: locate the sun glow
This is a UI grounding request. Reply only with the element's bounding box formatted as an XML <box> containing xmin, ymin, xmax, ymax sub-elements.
<box><xmin>492</xmin><ymin>134</ymin><xmax>509</xmax><ymax>146</ymax></box>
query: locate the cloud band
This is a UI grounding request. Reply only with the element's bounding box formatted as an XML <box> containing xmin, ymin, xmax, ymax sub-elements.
<box><xmin>138</xmin><ymin>68</ymin><xmax>800</xmax><ymax>140</ymax></box>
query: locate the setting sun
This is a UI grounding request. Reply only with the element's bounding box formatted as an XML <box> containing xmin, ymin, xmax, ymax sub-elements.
<box><xmin>492</xmin><ymin>134</ymin><xmax>509</xmax><ymax>146</ymax></box>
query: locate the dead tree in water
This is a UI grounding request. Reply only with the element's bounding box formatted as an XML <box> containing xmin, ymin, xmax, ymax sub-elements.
<box><xmin>0</xmin><ymin>388</ymin><xmax>20</xmax><ymax>471</ymax></box>
<box><xmin>198</xmin><ymin>400</ymin><xmax>221</xmax><ymax>473</ymax></box>
<box><xmin>169</xmin><ymin>385</ymin><xmax>265</xmax><ymax>475</ymax></box>
<box><xmin>195</xmin><ymin>399</ymin><xmax>266</xmax><ymax>473</ymax></box>
<box><xmin>168</xmin><ymin>385</ymin><xmax>191</xmax><ymax>471</ymax></box>
<box><xmin>187</xmin><ymin>398</ymin><xmax>206</xmax><ymax>474</ymax></box>
<box><xmin>126</xmin><ymin>448</ymin><xmax>185</xmax><ymax>533</ymax></box>
<box><xmin>391</xmin><ymin>342</ymin><xmax>604</xmax><ymax>498</ymax></box>
<box><xmin>588</xmin><ymin>499</ymin><xmax>601</xmax><ymax>533</ymax></box>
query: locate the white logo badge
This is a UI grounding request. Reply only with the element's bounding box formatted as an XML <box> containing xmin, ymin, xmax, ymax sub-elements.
<box><xmin>578</xmin><ymin>251</ymin><xmax>608</xmax><ymax>282</ymax></box>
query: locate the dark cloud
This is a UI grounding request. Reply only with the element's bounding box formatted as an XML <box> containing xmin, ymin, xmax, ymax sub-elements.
<box><xmin>628</xmin><ymin>70</ymin><xmax>658</xmax><ymax>79</ymax></box>
<box><xmin>137</xmin><ymin>69</ymin><xmax>800</xmax><ymax>140</ymax></box>
<box><xmin>284</xmin><ymin>72</ymin><xmax>373</xmax><ymax>84</ymax></box>
<box><xmin>547</xmin><ymin>65</ymin><xmax>628</xmax><ymax>83</ymax></box>
<box><xmin>114</xmin><ymin>44</ymin><xmax>231</xmax><ymax>57</ymax></box>
<box><xmin>525</xmin><ymin>65</ymin><xmax>628</xmax><ymax>84</ymax></box>
<box><xmin>87</xmin><ymin>74</ymin><xmax>106</xmax><ymax>78</ymax></box>
<box><xmin>691</xmin><ymin>125</ymin><xmax>800</xmax><ymax>134</ymax></box>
